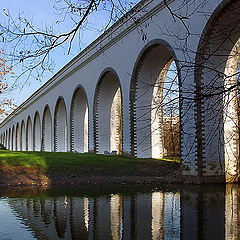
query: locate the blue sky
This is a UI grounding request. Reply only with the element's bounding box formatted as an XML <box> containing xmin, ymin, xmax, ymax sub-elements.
<box><xmin>0</xmin><ymin>0</ymin><xmax>140</xmax><ymax>108</ymax></box>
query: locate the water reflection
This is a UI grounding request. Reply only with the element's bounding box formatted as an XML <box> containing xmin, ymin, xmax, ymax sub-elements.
<box><xmin>0</xmin><ymin>184</ymin><xmax>240</xmax><ymax>239</ymax></box>
<box><xmin>225</xmin><ymin>184</ymin><xmax>240</xmax><ymax>240</ymax></box>
<box><xmin>181</xmin><ymin>185</ymin><xmax>225</xmax><ymax>240</ymax></box>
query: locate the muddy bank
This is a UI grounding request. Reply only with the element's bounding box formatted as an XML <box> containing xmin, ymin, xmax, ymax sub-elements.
<box><xmin>0</xmin><ymin>165</ymin><xmax>182</xmax><ymax>187</ymax></box>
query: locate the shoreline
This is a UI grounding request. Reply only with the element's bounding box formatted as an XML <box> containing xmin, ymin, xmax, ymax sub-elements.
<box><xmin>0</xmin><ymin>169</ymin><xmax>226</xmax><ymax>187</ymax></box>
<box><xmin>0</xmin><ymin>151</ymin><xmax>230</xmax><ymax>186</ymax></box>
<box><xmin>0</xmin><ymin>150</ymin><xmax>181</xmax><ymax>187</ymax></box>
<box><xmin>0</xmin><ymin>169</ymin><xmax>182</xmax><ymax>187</ymax></box>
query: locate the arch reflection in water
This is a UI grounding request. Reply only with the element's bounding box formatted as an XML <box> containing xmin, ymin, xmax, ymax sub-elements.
<box><xmin>6</xmin><ymin>185</ymin><xmax>240</xmax><ymax>239</ymax></box>
<box><xmin>225</xmin><ymin>184</ymin><xmax>240</xmax><ymax>240</ymax></box>
<box><xmin>181</xmin><ymin>186</ymin><xmax>225</xmax><ymax>240</ymax></box>
<box><xmin>6</xmin><ymin>191</ymin><xmax>180</xmax><ymax>239</ymax></box>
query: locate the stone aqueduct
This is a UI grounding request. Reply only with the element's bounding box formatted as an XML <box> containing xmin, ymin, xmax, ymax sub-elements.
<box><xmin>0</xmin><ymin>0</ymin><xmax>240</xmax><ymax>183</ymax></box>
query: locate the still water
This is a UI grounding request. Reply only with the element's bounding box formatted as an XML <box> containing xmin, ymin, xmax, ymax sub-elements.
<box><xmin>0</xmin><ymin>184</ymin><xmax>237</xmax><ymax>239</ymax></box>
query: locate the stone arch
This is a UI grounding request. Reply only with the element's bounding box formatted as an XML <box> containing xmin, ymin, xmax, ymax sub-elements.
<box><xmin>8</xmin><ymin>128</ymin><xmax>11</xmax><ymax>150</ymax></box>
<box><xmin>21</xmin><ymin>120</ymin><xmax>26</xmax><ymax>151</ymax></box>
<box><xmin>94</xmin><ymin>68</ymin><xmax>123</xmax><ymax>154</ymax></box>
<box><xmin>6</xmin><ymin>131</ymin><xmax>8</xmax><ymax>148</ymax></box>
<box><xmin>42</xmin><ymin>105</ymin><xmax>52</xmax><ymax>152</ymax></box>
<box><xmin>70</xmin><ymin>86</ymin><xmax>89</xmax><ymax>153</ymax></box>
<box><xmin>70</xmin><ymin>198</ymin><xmax>89</xmax><ymax>239</ymax></box>
<box><xmin>33</xmin><ymin>111</ymin><xmax>41</xmax><ymax>151</ymax></box>
<box><xmin>130</xmin><ymin>40</ymin><xmax>181</xmax><ymax>158</ymax></box>
<box><xmin>5</xmin><ymin>130</ymin><xmax>8</xmax><ymax>149</ymax></box>
<box><xmin>54</xmin><ymin>198</ymin><xmax>67</xmax><ymax>238</ymax></box>
<box><xmin>54</xmin><ymin>97</ymin><xmax>67</xmax><ymax>152</ymax></box>
<box><xmin>26</xmin><ymin>116</ymin><xmax>33</xmax><ymax>151</ymax></box>
<box><xmin>12</xmin><ymin>126</ymin><xmax>15</xmax><ymax>151</ymax></box>
<box><xmin>16</xmin><ymin>123</ymin><xmax>20</xmax><ymax>151</ymax></box>
<box><xmin>195</xmin><ymin>0</ymin><xmax>240</xmax><ymax>182</ymax></box>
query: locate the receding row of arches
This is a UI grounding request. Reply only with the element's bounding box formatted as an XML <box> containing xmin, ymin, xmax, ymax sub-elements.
<box><xmin>0</xmin><ymin>42</ymin><xmax>180</xmax><ymax>159</ymax></box>
<box><xmin>1</xmin><ymin>101</ymin><xmax>68</xmax><ymax>153</ymax></box>
<box><xmin>1</xmin><ymin>107</ymin><xmax>52</xmax><ymax>152</ymax></box>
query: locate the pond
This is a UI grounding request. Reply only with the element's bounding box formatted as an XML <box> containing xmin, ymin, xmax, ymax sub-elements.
<box><xmin>0</xmin><ymin>184</ymin><xmax>236</xmax><ymax>239</ymax></box>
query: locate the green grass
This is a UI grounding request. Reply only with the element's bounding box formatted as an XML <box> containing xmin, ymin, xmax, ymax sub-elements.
<box><xmin>0</xmin><ymin>150</ymin><xmax>180</xmax><ymax>177</ymax></box>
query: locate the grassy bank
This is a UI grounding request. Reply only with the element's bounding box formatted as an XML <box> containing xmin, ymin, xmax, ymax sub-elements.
<box><xmin>0</xmin><ymin>150</ymin><xmax>180</xmax><ymax>186</ymax></box>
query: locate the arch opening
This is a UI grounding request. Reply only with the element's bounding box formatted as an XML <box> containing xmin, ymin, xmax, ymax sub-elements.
<box><xmin>195</xmin><ymin>1</ymin><xmax>240</xmax><ymax>181</ymax></box>
<box><xmin>130</xmin><ymin>43</ymin><xmax>180</xmax><ymax>159</ymax></box>
<box><xmin>5</xmin><ymin>130</ymin><xmax>8</xmax><ymax>149</ymax></box>
<box><xmin>12</xmin><ymin>126</ymin><xmax>15</xmax><ymax>151</ymax></box>
<box><xmin>8</xmin><ymin>128</ymin><xmax>11</xmax><ymax>150</ymax></box>
<box><xmin>54</xmin><ymin>98</ymin><xmax>67</xmax><ymax>152</ymax></box>
<box><xmin>70</xmin><ymin>87</ymin><xmax>89</xmax><ymax>153</ymax></box>
<box><xmin>16</xmin><ymin>124</ymin><xmax>20</xmax><ymax>151</ymax></box>
<box><xmin>21</xmin><ymin>121</ymin><xmax>26</xmax><ymax>151</ymax></box>
<box><xmin>42</xmin><ymin>106</ymin><xmax>52</xmax><ymax>152</ymax></box>
<box><xmin>33</xmin><ymin>112</ymin><xmax>41</xmax><ymax>151</ymax></box>
<box><xmin>94</xmin><ymin>71</ymin><xmax>123</xmax><ymax>154</ymax></box>
<box><xmin>26</xmin><ymin>117</ymin><xmax>33</xmax><ymax>151</ymax></box>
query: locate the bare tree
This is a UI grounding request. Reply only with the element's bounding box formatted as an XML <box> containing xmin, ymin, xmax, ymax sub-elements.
<box><xmin>0</xmin><ymin>51</ymin><xmax>16</xmax><ymax>120</ymax></box>
<box><xmin>0</xmin><ymin>0</ymin><xmax>137</xmax><ymax>83</ymax></box>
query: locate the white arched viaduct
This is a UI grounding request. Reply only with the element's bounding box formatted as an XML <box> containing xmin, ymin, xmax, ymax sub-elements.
<box><xmin>0</xmin><ymin>0</ymin><xmax>239</xmax><ymax>183</ymax></box>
